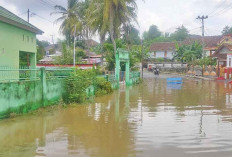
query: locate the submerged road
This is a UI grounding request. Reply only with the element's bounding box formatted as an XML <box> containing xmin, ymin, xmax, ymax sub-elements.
<box><xmin>1</xmin><ymin>72</ymin><xmax>232</xmax><ymax>157</ymax></box>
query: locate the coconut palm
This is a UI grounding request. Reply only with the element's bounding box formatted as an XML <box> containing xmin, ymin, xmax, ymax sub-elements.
<box><xmin>52</xmin><ymin>0</ymin><xmax>82</xmax><ymax>45</ymax></box>
<box><xmin>87</xmin><ymin>0</ymin><xmax>138</xmax><ymax>53</ymax></box>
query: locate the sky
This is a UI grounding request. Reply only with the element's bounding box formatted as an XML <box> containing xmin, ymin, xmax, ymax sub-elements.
<box><xmin>1</xmin><ymin>0</ymin><xmax>232</xmax><ymax>43</ymax></box>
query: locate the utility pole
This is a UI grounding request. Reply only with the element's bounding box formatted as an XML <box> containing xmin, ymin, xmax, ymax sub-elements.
<box><xmin>27</xmin><ymin>9</ymin><xmax>30</xmax><ymax>23</ymax></box>
<box><xmin>73</xmin><ymin>24</ymin><xmax>77</xmax><ymax>67</ymax></box>
<box><xmin>196</xmin><ymin>15</ymin><xmax>208</xmax><ymax>57</ymax></box>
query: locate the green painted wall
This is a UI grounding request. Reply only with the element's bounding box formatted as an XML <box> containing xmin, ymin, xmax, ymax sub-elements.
<box><xmin>0</xmin><ymin>78</ymin><xmax>65</xmax><ymax>119</ymax></box>
<box><xmin>0</xmin><ymin>21</ymin><xmax>36</xmax><ymax>69</ymax></box>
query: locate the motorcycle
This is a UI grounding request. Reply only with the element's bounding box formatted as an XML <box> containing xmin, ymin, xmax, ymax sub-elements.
<box><xmin>154</xmin><ymin>68</ymin><xmax>159</xmax><ymax>76</ymax></box>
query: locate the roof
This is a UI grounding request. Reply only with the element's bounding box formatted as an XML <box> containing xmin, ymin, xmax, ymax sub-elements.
<box><xmin>183</xmin><ymin>36</ymin><xmax>222</xmax><ymax>49</ymax></box>
<box><xmin>0</xmin><ymin>6</ymin><xmax>43</xmax><ymax>34</ymax></box>
<box><xmin>150</xmin><ymin>36</ymin><xmax>225</xmax><ymax>52</ymax></box>
<box><xmin>212</xmin><ymin>44</ymin><xmax>232</xmax><ymax>59</ymax></box>
<box><xmin>150</xmin><ymin>42</ymin><xmax>176</xmax><ymax>52</ymax></box>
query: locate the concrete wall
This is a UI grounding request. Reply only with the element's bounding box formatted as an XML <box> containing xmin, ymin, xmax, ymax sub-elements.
<box><xmin>0</xmin><ymin>21</ymin><xmax>36</xmax><ymax>69</ymax></box>
<box><xmin>0</xmin><ymin>78</ymin><xmax>65</xmax><ymax>119</ymax></box>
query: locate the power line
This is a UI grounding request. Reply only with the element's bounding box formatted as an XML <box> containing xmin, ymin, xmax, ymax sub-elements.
<box><xmin>38</xmin><ymin>0</ymin><xmax>54</xmax><ymax>10</ymax></box>
<box><xmin>207</xmin><ymin>0</ymin><xmax>228</xmax><ymax>16</ymax></box>
<box><xmin>210</xmin><ymin>2</ymin><xmax>232</xmax><ymax>18</ymax></box>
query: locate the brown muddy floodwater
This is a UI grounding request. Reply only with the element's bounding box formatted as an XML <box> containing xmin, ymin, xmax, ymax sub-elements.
<box><xmin>1</xmin><ymin>73</ymin><xmax>232</xmax><ymax>157</ymax></box>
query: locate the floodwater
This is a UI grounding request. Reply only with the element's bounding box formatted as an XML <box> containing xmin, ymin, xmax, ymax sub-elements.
<box><xmin>1</xmin><ymin>73</ymin><xmax>232</xmax><ymax>157</ymax></box>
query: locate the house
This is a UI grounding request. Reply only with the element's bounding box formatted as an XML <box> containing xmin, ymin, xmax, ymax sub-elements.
<box><xmin>82</xmin><ymin>52</ymin><xmax>102</xmax><ymax>64</ymax></box>
<box><xmin>39</xmin><ymin>44</ymin><xmax>62</xmax><ymax>64</ymax></box>
<box><xmin>183</xmin><ymin>36</ymin><xmax>222</xmax><ymax>57</ymax></box>
<box><xmin>0</xmin><ymin>6</ymin><xmax>43</xmax><ymax>70</ymax></box>
<box><xmin>148</xmin><ymin>35</ymin><xmax>229</xmax><ymax>61</ymax></box>
<box><xmin>212</xmin><ymin>44</ymin><xmax>232</xmax><ymax>67</ymax></box>
<box><xmin>149</xmin><ymin>42</ymin><xmax>176</xmax><ymax>60</ymax></box>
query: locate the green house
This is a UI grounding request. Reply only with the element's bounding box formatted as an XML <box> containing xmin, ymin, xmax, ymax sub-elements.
<box><xmin>0</xmin><ymin>6</ymin><xmax>43</xmax><ymax>70</ymax></box>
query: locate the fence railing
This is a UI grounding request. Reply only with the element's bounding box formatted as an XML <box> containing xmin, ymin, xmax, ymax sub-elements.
<box><xmin>45</xmin><ymin>68</ymin><xmax>73</xmax><ymax>79</ymax></box>
<box><xmin>0</xmin><ymin>67</ymin><xmax>74</xmax><ymax>82</ymax></box>
<box><xmin>0</xmin><ymin>67</ymin><xmax>41</xmax><ymax>82</ymax></box>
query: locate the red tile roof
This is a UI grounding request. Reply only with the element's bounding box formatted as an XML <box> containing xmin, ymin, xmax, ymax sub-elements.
<box><xmin>150</xmin><ymin>42</ymin><xmax>176</xmax><ymax>52</ymax></box>
<box><xmin>150</xmin><ymin>36</ymin><xmax>223</xmax><ymax>52</ymax></box>
<box><xmin>183</xmin><ymin>36</ymin><xmax>222</xmax><ymax>48</ymax></box>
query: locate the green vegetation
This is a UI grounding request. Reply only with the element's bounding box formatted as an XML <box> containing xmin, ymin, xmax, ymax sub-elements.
<box><xmin>175</xmin><ymin>42</ymin><xmax>216</xmax><ymax>66</ymax></box>
<box><xmin>64</xmin><ymin>69</ymin><xmax>113</xmax><ymax>103</ymax></box>
<box><xmin>95</xmin><ymin>77</ymin><xmax>113</xmax><ymax>96</ymax></box>
<box><xmin>175</xmin><ymin>41</ymin><xmax>202</xmax><ymax>64</ymax></box>
<box><xmin>143</xmin><ymin>25</ymin><xmax>162</xmax><ymax>41</ymax></box>
<box><xmin>65</xmin><ymin>69</ymin><xmax>95</xmax><ymax>103</ymax></box>
<box><xmin>222</xmin><ymin>26</ymin><xmax>232</xmax><ymax>35</ymax></box>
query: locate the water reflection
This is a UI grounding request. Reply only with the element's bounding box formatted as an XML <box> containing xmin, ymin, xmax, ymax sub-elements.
<box><xmin>1</xmin><ymin>74</ymin><xmax>232</xmax><ymax>157</ymax></box>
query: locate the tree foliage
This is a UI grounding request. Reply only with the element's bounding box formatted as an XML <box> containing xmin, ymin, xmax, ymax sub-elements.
<box><xmin>171</xmin><ymin>25</ymin><xmax>189</xmax><ymax>41</ymax></box>
<box><xmin>143</xmin><ymin>25</ymin><xmax>161</xmax><ymax>41</ymax></box>
<box><xmin>222</xmin><ymin>26</ymin><xmax>232</xmax><ymax>35</ymax></box>
<box><xmin>65</xmin><ymin>69</ymin><xmax>95</xmax><ymax>103</ymax></box>
<box><xmin>175</xmin><ymin>41</ymin><xmax>202</xmax><ymax>63</ymax></box>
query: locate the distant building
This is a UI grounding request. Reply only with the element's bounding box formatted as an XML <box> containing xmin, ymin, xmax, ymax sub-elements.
<box><xmin>212</xmin><ymin>44</ymin><xmax>232</xmax><ymax>67</ymax></box>
<box><xmin>83</xmin><ymin>52</ymin><xmax>102</xmax><ymax>64</ymax></box>
<box><xmin>148</xmin><ymin>35</ymin><xmax>232</xmax><ymax>61</ymax></box>
<box><xmin>0</xmin><ymin>6</ymin><xmax>43</xmax><ymax>69</ymax></box>
<box><xmin>149</xmin><ymin>42</ymin><xmax>176</xmax><ymax>60</ymax></box>
<box><xmin>183</xmin><ymin>35</ymin><xmax>222</xmax><ymax>57</ymax></box>
<box><xmin>39</xmin><ymin>44</ymin><xmax>62</xmax><ymax>64</ymax></box>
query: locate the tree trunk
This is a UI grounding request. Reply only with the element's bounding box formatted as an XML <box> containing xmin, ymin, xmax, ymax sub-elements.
<box><xmin>109</xmin><ymin>8</ymin><xmax>116</xmax><ymax>55</ymax></box>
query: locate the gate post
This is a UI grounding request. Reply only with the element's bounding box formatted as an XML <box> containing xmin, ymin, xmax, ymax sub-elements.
<box><xmin>115</xmin><ymin>51</ymin><xmax>120</xmax><ymax>88</ymax></box>
<box><xmin>125</xmin><ymin>60</ymin><xmax>130</xmax><ymax>86</ymax></box>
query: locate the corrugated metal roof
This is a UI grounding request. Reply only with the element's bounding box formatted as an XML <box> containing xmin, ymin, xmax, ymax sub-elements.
<box><xmin>0</xmin><ymin>6</ymin><xmax>43</xmax><ymax>34</ymax></box>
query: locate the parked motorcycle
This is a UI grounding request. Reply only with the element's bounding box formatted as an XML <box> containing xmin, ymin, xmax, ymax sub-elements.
<box><xmin>154</xmin><ymin>68</ymin><xmax>159</xmax><ymax>75</ymax></box>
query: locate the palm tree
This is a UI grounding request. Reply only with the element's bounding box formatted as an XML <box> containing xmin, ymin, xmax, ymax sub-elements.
<box><xmin>52</xmin><ymin>0</ymin><xmax>82</xmax><ymax>45</ymax></box>
<box><xmin>87</xmin><ymin>0</ymin><xmax>138</xmax><ymax>54</ymax></box>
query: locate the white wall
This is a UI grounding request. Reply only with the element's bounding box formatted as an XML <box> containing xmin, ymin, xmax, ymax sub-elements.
<box><xmin>148</xmin><ymin>51</ymin><xmax>175</xmax><ymax>59</ymax></box>
<box><xmin>148</xmin><ymin>52</ymin><xmax>155</xmax><ymax>59</ymax></box>
<box><xmin>167</xmin><ymin>51</ymin><xmax>173</xmax><ymax>59</ymax></box>
<box><xmin>156</xmin><ymin>51</ymin><xmax>165</xmax><ymax>58</ymax></box>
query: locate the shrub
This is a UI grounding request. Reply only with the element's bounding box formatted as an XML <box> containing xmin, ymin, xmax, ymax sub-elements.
<box><xmin>64</xmin><ymin>69</ymin><xmax>95</xmax><ymax>103</ymax></box>
<box><xmin>95</xmin><ymin>77</ymin><xmax>113</xmax><ymax>96</ymax></box>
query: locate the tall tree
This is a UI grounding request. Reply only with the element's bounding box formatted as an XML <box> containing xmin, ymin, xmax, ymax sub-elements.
<box><xmin>123</xmin><ymin>25</ymin><xmax>141</xmax><ymax>45</ymax></box>
<box><xmin>171</xmin><ymin>25</ymin><xmax>189</xmax><ymax>41</ymax></box>
<box><xmin>143</xmin><ymin>25</ymin><xmax>161</xmax><ymax>41</ymax></box>
<box><xmin>222</xmin><ymin>26</ymin><xmax>232</xmax><ymax>35</ymax></box>
<box><xmin>52</xmin><ymin>0</ymin><xmax>82</xmax><ymax>45</ymax></box>
<box><xmin>87</xmin><ymin>0</ymin><xmax>138</xmax><ymax>54</ymax></box>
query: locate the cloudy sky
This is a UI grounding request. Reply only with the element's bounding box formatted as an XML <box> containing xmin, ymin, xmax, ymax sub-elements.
<box><xmin>1</xmin><ymin>0</ymin><xmax>232</xmax><ymax>43</ymax></box>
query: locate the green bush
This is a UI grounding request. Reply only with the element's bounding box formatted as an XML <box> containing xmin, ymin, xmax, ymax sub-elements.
<box><xmin>95</xmin><ymin>77</ymin><xmax>113</xmax><ymax>96</ymax></box>
<box><xmin>65</xmin><ymin>69</ymin><xmax>95</xmax><ymax>103</ymax></box>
